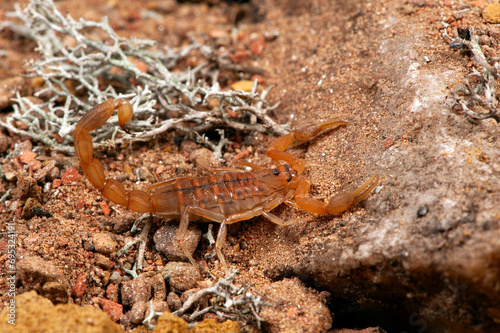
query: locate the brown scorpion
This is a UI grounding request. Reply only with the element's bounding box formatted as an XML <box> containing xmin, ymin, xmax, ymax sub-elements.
<box><xmin>74</xmin><ymin>99</ymin><xmax>379</xmax><ymax>273</ymax></box>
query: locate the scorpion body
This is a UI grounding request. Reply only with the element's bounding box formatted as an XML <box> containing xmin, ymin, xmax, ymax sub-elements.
<box><xmin>74</xmin><ymin>99</ymin><xmax>379</xmax><ymax>273</ymax></box>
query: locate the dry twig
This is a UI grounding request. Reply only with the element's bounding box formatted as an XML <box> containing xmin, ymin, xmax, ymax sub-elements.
<box><xmin>173</xmin><ymin>271</ymin><xmax>266</xmax><ymax>327</ymax></box>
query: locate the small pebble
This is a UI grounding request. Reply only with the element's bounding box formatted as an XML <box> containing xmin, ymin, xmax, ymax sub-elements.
<box><xmin>106</xmin><ymin>283</ymin><xmax>120</xmax><ymax>303</ymax></box>
<box><xmin>19</xmin><ymin>151</ymin><xmax>37</xmax><ymax>164</ymax></box>
<box><xmin>144</xmin><ymin>300</ymin><xmax>170</xmax><ymax>327</ymax></box>
<box><xmin>17</xmin><ymin>173</ymin><xmax>42</xmax><ymax>201</ymax></box>
<box><xmin>17</xmin><ymin>140</ymin><xmax>33</xmax><ymax>152</ymax></box>
<box><xmin>121</xmin><ymin>275</ymin><xmax>152</xmax><ymax>307</ymax></box>
<box><xmin>113</xmin><ymin>217</ymin><xmax>135</xmax><ymax>234</ymax></box>
<box><xmin>94</xmin><ymin>253</ymin><xmax>113</xmax><ymax>270</ymax></box>
<box><xmin>189</xmin><ymin>148</ymin><xmax>219</xmax><ymax>167</ymax></box>
<box><xmin>72</xmin><ymin>275</ymin><xmax>87</xmax><ymax>298</ymax></box>
<box><xmin>128</xmin><ymin>301</ymin><xmax>148</xmax><ymax>324</ymax></box>
<box><xmin>109</xmin><ymin>270</ymin><xmax>122</xmax><ymax>285</ymax></box>
<box><xmin>92</xmin><ymin>232</ymin><xmax>118</xmax><ymax>255</ymax></box>
<box><xmin>249</xmin><ymin>33</ymin><xmax>266</xmax><ymax>56</ymax></box>
<box><xmin>417</xmin><ymin>205</ymin><xmax>429</xmax><ymax>218</ymax></box>
<box><xmin>20</xmin><ymin>197</ymin><xmax>42</xmax><ymax>220</ymax></box>
<box><xmin>52</xmin><ymin>178</ymin><xmax>62</xmax><ymax>189</ymax></box>
<box><xmin>166</xmin><ymin>292</ymin><xmax>182</xmax><ymax>311</ymax></box>
<box><xmin>383</xmin><ymin>137</ymin><xmax>395</xmax><ymax>148</ymax></box>
<box><xmin>33</xmin><ymin>159</ymin><xmax>57</xmax><ymax>182</ymax></box>
<box><xmin>100</xmin><ymin>200</ymin><xmax>111</xmax><ymax>217</ymax></box>
<box><xmin>154</xmin><ymin>223</ymin><xmax>201</xmax><ymax>262</ymax></box>
<box><xmin>162</xmin><ymin>262</ymin><xmax>201</xmax><ymax>291</ymax></box>
<box><xmin>0</xmin><ymin>132</ymin><xmax>12</xmax><ymax>153</ymax></box>
<box><xmin>61</xmin><ymin>167</ymin><xmax>82</xmax><ymax>185</ymax></box>
<box><xmin>99</xmin><ymin>298</ymin><xmax>123</xmax><ymax>322</ymax></box>
<box><xmin>230</xmin><ymin>80</ymin><xmax>254</xmax><ymax>92</ymax></box>
<box><xmin>3</xmin><ymin>164</ymin><xmax>17</xmax><ymax>182</ymax></box>
<box><xmin>17</xmin><ymin>256</ymin><xmax>67</xmax><ymax>291</ymax></box>
<box><xmin>41</xmin><ymin>281</ymin><xmax>69</xmax><ymax>304</ymax></box>
<box><xmin>151</xmin><ymin>273</ymin><xmax>167</xmax><ymax>301</ymax></box>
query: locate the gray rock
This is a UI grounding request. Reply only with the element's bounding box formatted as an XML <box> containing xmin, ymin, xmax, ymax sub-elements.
<box><xmin>92</xmin><ymin>232</ymin><xmax>118</xmax><ymax>255</ymax></box>
<box><xmin>154</xmin><ymin>223</ymin><xmax>201</xmax><ymax>262</ymax></box>
<box><xmin>121</xmin><ymin>275</ymin><xmax>152</xmax><ymax>307</ymax></box>
<box><xmin>166</xmin><ymin>292</ymin><xmax>182</xmax><ymax>312</ymax></box>
<box><xmin>128</xmin><ymin>301</ymin><xmax>148</xmax><ymax>324</ymax></box>
<box><xmin>17</xmin><ymin>256</ymin><xmax>68</xmax><ymax>291</ymax></box>
<box><xmin>162</xmin><ymin>262</ymin><xmax>201</xmax><ymax>292</ymax></box>
<box><xmin>41</xmin><ymin>281</ymin><xmax>69</xmax><ymax>304</ymax></box>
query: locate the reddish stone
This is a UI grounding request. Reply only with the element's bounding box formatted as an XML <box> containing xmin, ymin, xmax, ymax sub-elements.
<box><xmin>30</xmin><ymin>160</ymin><xmax>42</xmax><ymax>172</ymax></box>
<box><xmin>62</xmin><ymin>167</ymin><xmax>82</xmax><ymax>185</ymax></box>
<box><xmin>156</xmin><ymin>164</ymin><xmax>165</xmax><ymax>176</ymax></box>
<box><xmin>72</xmin><ymin>275</ymin><xmax>87</xmax><ymax>298</ymax></box>
<box><xmin>251</xmin><ymin>74</ymin><xmax>264</xmax><ymax>84</ymax></box>
<box><xmin>233</xmin><ymin>149</ymin><xmax>250</xmax><ymax>161</ymax></box>
<box><xmin>131</xmin><ymin>58</ymin><xmax>148</xmax><ymax>73</ymax></box>
<box><xmin>53</xmin><ymin>133</ymin><xmax>64</xmax><ymax>143</ymax></box>
<box><xmin>19</xmin><ymin>151</ymin><xmax>37</xmax><ymax>164</ymax></box>
<box><xmin>76</xmin><ymin>197</ymin><xmax>84</xmax><ymax>210</ymax></box>
<box><xmin>99</xmin><ymin>298</ymin><xmax>123</xmax><ymax>322</ymax></box>
<box><xmin>250</xmin><ymin>34</ymin><xmax>266</xmax><ymax>56</ymax></box>
<box><xmin>229</xmin><ymin>50</ymin><xmax>250</xmax><ymax>63</ymax></box>
<box><xmin>106</xmin><ymin>283</ymin><xmax>119</xmax><ymax>303</ymax></box>
<box><xmin>100</xmin><ymin>200</ymin><xmax>111</xmax><ymax>217</ymax></box>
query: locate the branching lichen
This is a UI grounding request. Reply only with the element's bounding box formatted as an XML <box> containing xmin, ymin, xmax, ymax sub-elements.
<box><xmin>0</xmin><ymin>0</ymin><xmax>286</xmax><ymax>156</ymax></box>
<box><xmin>444</xmin><ymin>27</ymin><xmax>500</xmax><ymax>124</ymax></box>
<box><xmin>172</xmin><ymin>271</ymin><xmax>266</xmax><ymax>328</ymax></box>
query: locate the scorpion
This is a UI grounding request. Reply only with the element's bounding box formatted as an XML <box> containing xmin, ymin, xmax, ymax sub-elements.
<box><xmin>74</xmin><ymin>99</ymin><xmax>379</xmax><ymax>274</ymax></box>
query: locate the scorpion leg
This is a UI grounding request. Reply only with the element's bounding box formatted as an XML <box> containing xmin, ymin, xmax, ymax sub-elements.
<box><xmin>267</xmin><ymin>119</ymin><xmax>347</xmax><ymax>173</ymax></box>
<box><xmin>294</xmin><ymin>175</ymin><xmax>380</xmax><ymax>214</ymax></box>
<box><xmin>177</xmin><ymin>206</ymin><xmax>225</xmax><ymax>270</ymax></box>
<box><xmin>262</xmin><ymin>194</ymin><xmax>310</xmax><ymax>226</ymax></box>
<box><xmin>214</xmin><ymin>223</ymin><xmax>228</xmax><ymax>274</ymax></box>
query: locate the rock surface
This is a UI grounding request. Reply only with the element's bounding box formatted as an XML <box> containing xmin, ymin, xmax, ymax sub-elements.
<box><xmin>162</xmin><ymin>261</ymin><xmax>202</xmax><ymax>292</ymax></box>
<box><xmin>17</xmin><ymin>255</ymin><xmax>68</xmax><ymax>292</ymax></box>
<box><xmin>259</xmin><ymin>278</ymin><xmax>332</xmax><ymax>333</ymax></box>
<box><xmin>154</xmin><ymin>223</ymin><xmax>202</xmax><ymax>261</ymax></box>
<box><xmin>0</xmin><ymin>291</ymin><xmax>123</xmax><ymax>333</ymax></box>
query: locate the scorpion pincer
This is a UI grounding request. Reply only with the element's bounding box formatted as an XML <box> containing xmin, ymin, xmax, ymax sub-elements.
<box><xmin>74</xmin><ymin>99</ymin><xmax>380</xmax><ymax>273</ymax></box>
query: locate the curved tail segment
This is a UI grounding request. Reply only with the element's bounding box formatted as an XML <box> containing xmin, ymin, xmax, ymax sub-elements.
<box><xmin>73</xmin><ymin>99</ymin><xmax>154</xmax><ymax>213</ymax></box>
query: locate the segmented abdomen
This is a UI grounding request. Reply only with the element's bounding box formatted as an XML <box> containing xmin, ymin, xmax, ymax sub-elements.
<box><xmin>151</xmin><ymin>172</ymin><xmax>269</xmax><ymax>218</ymax></box>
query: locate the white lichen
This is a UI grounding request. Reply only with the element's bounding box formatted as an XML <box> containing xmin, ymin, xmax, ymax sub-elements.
<box><xmin>0</xmin><ymin>0</ymin><xmax>286</xmax><ymax>156</ymax></box>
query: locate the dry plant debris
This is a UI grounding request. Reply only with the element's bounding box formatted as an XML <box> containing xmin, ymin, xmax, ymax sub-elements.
<box><xmin>172</xmin><ymin>271</ymin><xmax>265</xmax><ymax>328</ymax></box>
<box><xmin>0</xmin><ymin>0</ymin><xmax>285</xmax><ymax>157</ymax></box>
<box><xmin>445</xmin><ymin>27</ymin><xmax>500</xmax><ymax>124</ymax></box>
